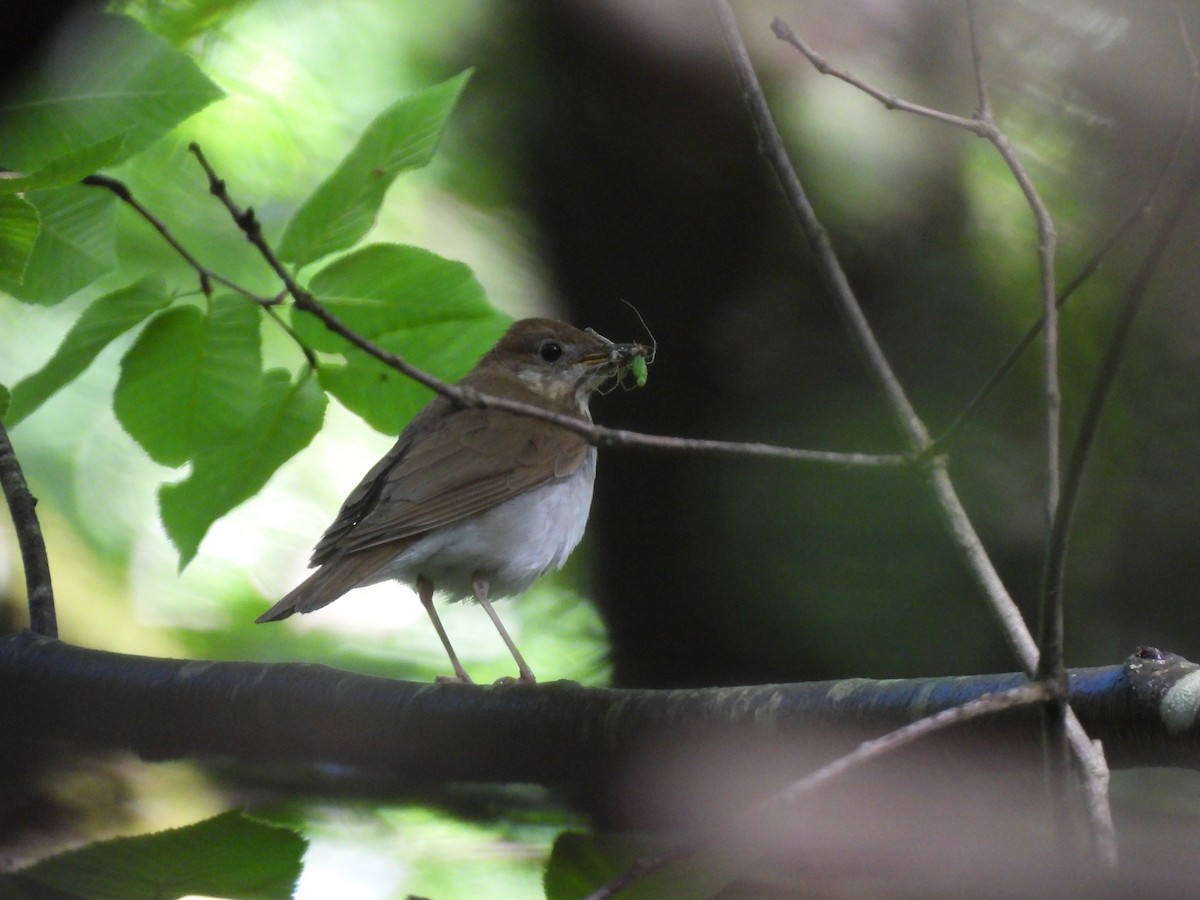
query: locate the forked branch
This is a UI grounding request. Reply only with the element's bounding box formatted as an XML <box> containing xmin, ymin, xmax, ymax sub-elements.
<box><xmin>713</xmin><ymin>0</ymin><xmax>1116</xmax><ymax>865</ymax></box>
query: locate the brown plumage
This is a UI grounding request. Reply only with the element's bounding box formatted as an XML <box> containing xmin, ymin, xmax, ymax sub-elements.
<box><xmin>257</xmin><ymin>318</ymin><xmax>644</xmax><ymax>682</ymax></box>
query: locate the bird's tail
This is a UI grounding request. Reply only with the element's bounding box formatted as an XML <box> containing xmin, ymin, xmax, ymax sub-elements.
<box><xmin>256</xmin><ymin>545</ymin><xmax>398</xmax><ymax>623</ymax></box>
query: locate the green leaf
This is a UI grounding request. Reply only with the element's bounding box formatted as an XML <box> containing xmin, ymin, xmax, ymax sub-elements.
<box><xmin>278</xmin><ymin>70</ymin><xmax>472</xmax><ymax>268</ymax></box>
<box><xmin>6</xmin><ymin>277</ymin><xmax>171</xmax><ymax>426</ymax></box>
<box><xmin>0</xmin><ymin>385</ymin><xmax>9</xmax><ymax>421</ymax></box>
<box><xmin>123</xmin><ymin>0</ymin><xmax>249</xmax><ymax>46</ymax></box>
<box><xmin>0</xmin><ymin>137</ymin><xmax>126</xmax><ymax>196</ymax></box>
<box><xmin>0</xmin><ymin>12</ymin><xmax>223</xmax><ymax>171</ymax></box>
<box><xmin>297</xmin><ymin>243</ymin><xmax>500</xmax><ymax>349</ymax></box>
<box><xmin>159</xmin><ymin>369</ymin><xmax>326</xmax><ymax>566</ymax></box>
<box><xmin>544</xmin><ymin>832</ymin><xmax>737</xmax><ymax>900</ymax></box>
<box><xmin>0</xmin><ymin>193</ymin><xmax>39</xmax><ymax>284</ymax></box>
<box><xmin>114</xmin><ymin>296</ymin><xmax>263</xmax><ymax>467</ymax></box>
<box><xmin>0</xmin><ymin>810</ymin><xmax>304</xmax><ymax>900</ymax></box>
<box><xmin>294</xmin><ymin>243</ymin><xmax>509</xmax><ymax>433</ymax></box>
<box><xmin>0</xmin><ymin>185</ymin><xmax>117</xmax><ymax>304</ymax></box>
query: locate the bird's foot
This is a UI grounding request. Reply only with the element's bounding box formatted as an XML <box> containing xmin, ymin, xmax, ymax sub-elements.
<box><xmin>493</xmin><ymin>671</ymin><xmax>537</xmax><ymax>686</ymax></box>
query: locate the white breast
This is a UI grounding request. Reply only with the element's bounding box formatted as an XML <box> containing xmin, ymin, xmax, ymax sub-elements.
<box><xmin>370</xmin><ymin>448</ymin><xmax>598</xmax><ymax>601</ymax></box>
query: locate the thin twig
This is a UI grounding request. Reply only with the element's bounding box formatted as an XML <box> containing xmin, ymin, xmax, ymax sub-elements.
<box><xmin>931</xmin><ymin>1</ymin><xmax>1199</xmax><ymax>451</ymax></box>
<box><xmin>970</xmin><ymin>0</ymin><xmax>1069</xmax><ymax>849</ymax></box>
<box><xmin>726</xmin><ymin>0</ymin><xmax>1117</xmax><ymax>861</ymax></box>
<box><xmin>721</xmin><ymin>0</ymin><xmax>1062</xmax><ymax>648</ymax></box>
<box><xmin>770</xmin><ymin>18</ymin><xmax>989</xmax><ymax>136</ymax></box>
<box><xmin>81</xmin><ymin>173</ymin><xmax>320</xmax><ymax>370</ymax></box>
<box><xmin>587</xmin><ymin>682</ymin><xmax>1052</xmax><ymax>899</ymax></box>
<box><xmin>77</xmin><ymin>152</ymin><xmax>906</xmax><ymax>469</ymax></box>
<box><xmin>0</xmin><ymin>419</ymin><xmax>56</xmax><ymax>638</ymax></box>
<box><xmin>1038</xmin><ymin>144</ymin><xmax>1200</xmax><ymax>860</ymax></box>
<box><xmin>1041</xmin><ymin>137</ymin><xmax>1200</xmax><ymax>745</ymax></box>
<box><xmin>186</xmin><ymin>143</ymin><xmax>907</xmax><ymax>469</ymax></box>
<box><xmin>1039</xmin><ymin>1</ymin><xmax>1200</xmax><ymax>852</ymax></box>
<box><xmin>719</xmin><ymin>9</ymin><xmax>932</xmax><ymax>450</ymax></box>
<box><xmin>774</xmin><ymin>7</ymin><xmax>1064</xmax><ymax>513</ymax></box>
<box><xmin>966</xmin><ymin>4</ymin><xmax>1062</xmax><ymax>534</ymax></box>
<box><xmin>83</xmin><ymin>174</ymin><xmax>237</xmax><ymax>302</ymax></box>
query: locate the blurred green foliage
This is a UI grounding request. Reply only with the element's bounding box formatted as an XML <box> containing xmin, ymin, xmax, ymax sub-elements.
<box><xmin>0</xmin><ymin>10</ymin><xmax>508</xmax><ymax>566</ymax></box>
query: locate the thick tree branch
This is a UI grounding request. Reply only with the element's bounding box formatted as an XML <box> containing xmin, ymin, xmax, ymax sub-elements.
<box><xmin>2</xmin><ymin>634</ymin><xmax>1196</xmax><ymax>782</ymax></box>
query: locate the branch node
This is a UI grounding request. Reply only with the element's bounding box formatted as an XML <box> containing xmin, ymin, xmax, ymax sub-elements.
<box><xmin>237</xmin><ymin>207</ymin><xmax>261</xmax><ymax>238</ymax></box>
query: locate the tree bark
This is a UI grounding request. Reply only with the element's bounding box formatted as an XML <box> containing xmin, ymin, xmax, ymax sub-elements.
<box><xmin>2</xmin><ymin>633</ymin><xmax>1196</xmax><ymax>789</ymax></box>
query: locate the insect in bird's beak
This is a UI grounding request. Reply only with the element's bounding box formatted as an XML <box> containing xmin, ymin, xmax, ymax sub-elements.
<box><xmin>584</xmin><ymin>327</ymin><xmax>653</xmax><ymax>392</ymax></box>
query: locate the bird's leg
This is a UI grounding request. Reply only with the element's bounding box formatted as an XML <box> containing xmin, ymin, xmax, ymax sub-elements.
<box><xmin>417</xmin><ymin>575</ymin><xmax>472</xmax><ymax>684</ymax></box>
<box><xmin>473</xmin><ymin>576</ymin><xmax>536</xmax><ymax>684</ymax></box>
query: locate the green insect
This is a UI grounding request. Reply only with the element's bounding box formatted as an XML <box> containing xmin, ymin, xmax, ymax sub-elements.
<box><xmin>630</xmin><ymin>352</ymin><xmax>649</xmax><ymax>388</ymax></box>
<box><xmin>619</xmin><ymin>299</ymin><xmax>655</xmax><ymax>389</ymax></box>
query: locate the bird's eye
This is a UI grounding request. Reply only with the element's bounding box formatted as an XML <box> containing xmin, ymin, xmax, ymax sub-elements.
<box><xmin>538</xmin><ymin>340</ymin><xmax>563</xmax><ymax>363</ymax></box>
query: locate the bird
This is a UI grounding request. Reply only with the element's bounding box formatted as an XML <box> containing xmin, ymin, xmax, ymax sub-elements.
<box><xmin>256</xmin><ymin>318</ymin><xmax>645</xmax><ymax>683</ymax></box>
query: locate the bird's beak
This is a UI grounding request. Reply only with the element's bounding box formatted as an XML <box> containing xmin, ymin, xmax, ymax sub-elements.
<box><xmin>581</xmin><ymin>328</ymin><xmax>646</xmax><ymax>372</ymax></box>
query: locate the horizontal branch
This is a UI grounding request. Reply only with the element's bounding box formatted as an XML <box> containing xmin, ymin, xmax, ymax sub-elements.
<box><xmin>1</xmin><ymin>635</ymin><xmax>1196</xmax><ymax>787</ymax></box>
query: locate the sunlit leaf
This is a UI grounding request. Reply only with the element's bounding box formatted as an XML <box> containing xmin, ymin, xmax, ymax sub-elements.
<box><xmin>114</xmin><ymin>296</ymin><xmax>263</xmax><ymax>467</ymax></box>
<box><xmin>296</xmin><ymin>242</ymin><xmax>500</xmax><ymax>349</ymax></box>
<box><xmin>0</xmin><ymin>137</ymin><xmax>125</xmax><ymax>196</ymax></box>
<box><xmin>316</xmin><ymin>315</ymin><xmax>507</xmax><ymax>435</ymax></box>
<box><xmin>0</xmin><ymin>194</ymin><xmax>39</xmax><ymax>284</ymax></box>
<box><xmin>124</xmin><ymin>0</ymin><xmax>254</xmax><ymax>46</ymax></box>
<box><xmin>0</xmin><ymin>11</ymin><xmax>223</xmax><ymax>171</ymax></box>
<box><xmin>0</xmin><ymin>810</ymin><xmax>304</xmax><ymax>900</ymax></box>
<box><xmin>7</xmin><ymin>277</ymin><xmax>171</xmax><ymax>426</ymax></box>
<box><xmin>0</xmin><ymin>185</ymin><xmax>117</xmax><ymax>304</ymax></box>
<box><xmin>278</xmin><ymin>70</ymin><xmax>472</xmax><ymax>268</ymax></box>
<box><xmin>293</xmin><ymin>242</ymin><xmax>508</xmax><ymax>433</ymax></box>
<box><xmin>159</xmin><ymin>369</ymin><xmax>326</xmax><ymax>566</ymax></box>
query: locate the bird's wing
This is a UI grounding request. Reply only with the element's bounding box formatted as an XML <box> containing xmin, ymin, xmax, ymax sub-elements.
<box><xmin>311</xmin><ymin>401</ymin><xmax>590</xmax><ymax>563</ymax></box>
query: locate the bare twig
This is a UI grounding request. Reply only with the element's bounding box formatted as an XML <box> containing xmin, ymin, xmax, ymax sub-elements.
<box><xmin>721</xmin><ymin>0</ymin><xmax>1116</xmax><ymax>861</ymax></box>
<box><xmin>933</xmin><ymin>1</ymin><xmax>1199</xmax><ymax>451</ymax></box>
<box><xmin>81</xmin><ymin>173</ymin><xmax>319</xmax><ymax>370</ymax></box>
<box><xmin>769</xmin><ymin>18</ymin><xmax>989</xmax><ymax>135</ymax></box>
<box><xmin>1038</xmin><ymin>1</ymin><xmax>1200</xmax><ymax>851</ymax></box>
<box><xmin>773</xmin><ymin>7</ymin><xmax>1063</xmax><ymax>517</ymax></box>
<box><xmin>185</xmin><ymin>143</ymin><xmax>907</xmax><ymax>469</ymax></box>
<box><xmin>1042</xmin><ymin>138</ymin><xmax>1200</xmax><ymax>752</ymax></box>
<box><xmin>719</xmin><ymin>9</ymin><xmax>932</xmax><ymax>450</ymax></box>
<box><xmin>74</xmin><ymin>152</ymin><xmax>908</xmax><ymax>469</ymax></box>
<box><xmin>587</xmin><ymin>682</ymin><xmax>1052</xmax><ymax>899</ymax></box>
<box><xmin>83</xmin><ymin>174</ymin><xmax>237</xmax><ymax>302</ymax></box>
<box><xmin>964</xmin><ymin>3</ymin><xmax>1062</xmax><ymax>534</ymax></box>
<box><xmin>0</xmin><ymin>419</ymin><xmax>56</xmax><ymax>637</ymax></box>
<box><xmin>971</xmin><ymin>0</ymin><xmax>1069</xmax><ymax>848</ymax></box>
<box><xmin>721</xmin><ymin>0</ymin><xmax>1057</xmax><ymax>649</ymax></box>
